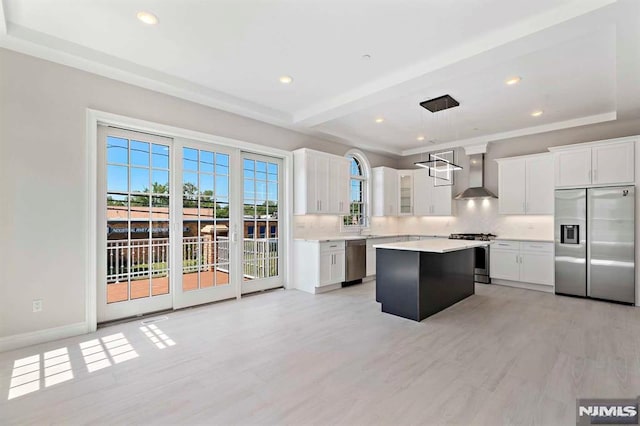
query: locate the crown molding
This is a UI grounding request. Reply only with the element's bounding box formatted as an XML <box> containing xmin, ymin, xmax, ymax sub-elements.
<box><xmin>401</xmin><ymin>111</ymin><xmax>617</xmax><ymax>156</ymax></box>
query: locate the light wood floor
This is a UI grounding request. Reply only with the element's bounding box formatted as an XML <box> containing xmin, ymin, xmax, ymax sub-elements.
<box><xmin>2</xmin><ymin>282</ymin><xmax>640</xmax><ymax>425</ymax></box>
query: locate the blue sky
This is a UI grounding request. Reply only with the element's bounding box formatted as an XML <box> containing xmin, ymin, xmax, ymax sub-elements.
<box><xmin>107</xmin><ymin>137</ymin><xmax>278</xmax><ymax>204</ymax></box>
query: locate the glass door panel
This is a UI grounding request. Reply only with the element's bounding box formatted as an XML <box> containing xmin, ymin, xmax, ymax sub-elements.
<box><xmin>174</xmin><ymin>142</ymin><xmax>236</xmax><ymax>309</ymax></box>
<box><xmin>99</xmin><ymin>127</ymin><xmax>172</xmax><ymax>323</ymax></box>
<box><xmin>241</xmin><ymin>154</ymin><xmax>283</xmax><ymax>293</ymax></box>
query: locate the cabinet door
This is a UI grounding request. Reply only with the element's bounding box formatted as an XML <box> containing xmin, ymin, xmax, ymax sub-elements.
<box><xmin>592</xmin><ymin>142</ymin><xmax>635</xmax><ymax>185</ymax></box>
<box><xmin>384</xmin><ymin>168</ymin><xmax>399</xmax><ymax>216</ymax></box>
<box><xmin>314</xmin><ymin>155</ymin><xmax>330</xmax><ymax>213</ymax></box>
<box><xmin>525</xmin><ymin>156</ymin><xmax>554</xmax><ymax>214</ymax></box>
<box><xmin>520</xmin><ymin>252</ymin><xmax>554</xmax><ymax>286</ymax></box>
<box><xmin>431</xmin><ymin>185</ymin><xmax>452</xmax><ymax>216</ymax></box>
<box><xmin>330</xmin><ymin>158</ymin><xmax>350</xmax><ymax>214</ymax></box>
<box><xmin>398</xmin><ymin>171</ymin><xmax>414</xmax><ymax>215</ymax></box>
<box><xmin>303</xmin><ymin>153</ymin><xmax>319</xmax><ymax>213</ymax></box>
<box><xmin>331</xmin><ymin>250</ymin><xmax>345</xmax><ymax>283</ymax></box>
<box><xmin>319</xmin><ymin>251</ymin><xmax>332</xmax><ymax>286</ymax></box>
<box><xmin>498</xmin><ymin>159</ymin><xmax>526</xmax><ymax>214</ymax></box>
<box><xmin>366</xmin><ymin>247</ymin><xmax>376</xmax><ymax>276</ymax></box>
<box><xmin>555</xmin><ymin>149</ymin><xmax>591</xmax><ymax>187</ymax></box>
<box><xmin>489</xmin><ymin>249</ymin><xmax>520</xmax><ymax>281</ymax></box>
<box><xmin>413</xmin><ymin>169</ymin><xmax>433</xmax><ymax>216</ymax></box>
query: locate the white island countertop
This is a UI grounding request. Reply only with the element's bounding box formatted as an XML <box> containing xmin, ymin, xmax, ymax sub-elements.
<box><xmin>373</xmin><ymin>239</ymin><xmax>491</xmax><ymax>253</ymax></box>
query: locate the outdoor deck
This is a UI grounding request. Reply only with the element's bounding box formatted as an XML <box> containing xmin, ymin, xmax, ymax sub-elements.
<box><xmin>107</xmin><ymin>271</ymin><xmax>231</xmax><ymax>303</ymax></box>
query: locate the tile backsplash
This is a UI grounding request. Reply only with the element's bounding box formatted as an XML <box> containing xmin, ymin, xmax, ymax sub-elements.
<box><xmin>293</xmin><ymin>215</ymin><xmax>400</xmax><ymax>238</ymax></box>
<box><xmin>293</xmin><ymin>198</ymin><xmax>554</xmax><ymax>240</ymax></box>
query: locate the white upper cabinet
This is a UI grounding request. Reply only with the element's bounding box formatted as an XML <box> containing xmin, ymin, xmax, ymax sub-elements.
<box><xmin>550</xmin><ymin>139</ymin><xmax>635</xmax><ymax>188</ymax></box>
<box><xmin>496</xmin><ymin>153</ymin><xmax>553</xmax><ymax>215</ymax></box>
<box><xmin>293</xmin><ymin>148</ymin><xmax>350</xmax><ymax>215</ymax></box>
<box><xmin>398</xmin><ymin>170</ymin><xmax>414</xmax><ymax>215</ymax></box>
<box><xmin>554</xmin><ymin>148</ymin><xmax>591</xmax><ymax>187</ymax></box>
<box><xmin>372</xmin><ymin>167</ymin><xmax>399</xmax><ymax>216</ymax></box>
<box><xmin>329</xmin><ymin>158</ymin><xmax>350</xmax><ymax>215</ymax></box>
<box><xmin>591</xmin><ymin>142</ymin><xmax>635</xmax><ymax>185</ymax></box>
<box><xmin>413</xmin><ymin>168</ymin><xmax>453</xmax><ymax>216</ymax></box>
<box><xmin>525</xmin><ymin>155</ymin><xmax>554</xmax><ymax>214</ymax></box>
<box><xmin>498</xmin><ymin>159</ymin><xmax>526</xmax><ymax>214</ymax></box>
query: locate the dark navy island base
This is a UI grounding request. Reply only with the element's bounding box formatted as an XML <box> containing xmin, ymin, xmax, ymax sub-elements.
<box><xmin>375</xmin><ymin>247</ymin><xmax>475</xmax><ymax>321</ymax></box>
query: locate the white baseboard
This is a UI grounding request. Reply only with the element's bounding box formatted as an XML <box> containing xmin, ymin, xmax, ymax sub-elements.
<box><xmin>314</xmin><ymin>283</ymin><xmax>343</xmax><ymax>294</ymax></box>
<box><xmin>0</xmin><ymin>322</ymin><xmax>90</xmax><ymax>353</ymax></box>
<box><xmin>491</xmin><ymin>279</ymin><xmax>554</xmax><ymax>294</ymax></box>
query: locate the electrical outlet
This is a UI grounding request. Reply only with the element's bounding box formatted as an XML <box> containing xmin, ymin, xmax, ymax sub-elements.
<box><xmin>32</xmin><ymin>299</ymin><xmax>43</xmax><ymax>313</ymax></box>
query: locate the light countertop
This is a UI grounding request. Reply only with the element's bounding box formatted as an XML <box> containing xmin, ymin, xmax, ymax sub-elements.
<box><xmin>373</xmin><ymin>239</ymin><xmax>490</xmax><ymax>253</ymax></box>
<box><xmin>294</xmin><ymin>234</ymin><xmax>448</xmax><ymax>242</ymax></box>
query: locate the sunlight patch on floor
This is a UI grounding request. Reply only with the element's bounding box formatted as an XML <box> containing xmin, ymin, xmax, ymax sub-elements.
<box><xmin>140</xmin><ymin>324</ymin><xmax>176</xmax><ymax>349</ymax></box>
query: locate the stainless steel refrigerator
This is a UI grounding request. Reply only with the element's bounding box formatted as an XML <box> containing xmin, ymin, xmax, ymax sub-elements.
<box><xmin>555</xmin><ymin>186</ymin><xmax>635</xmax><ymax>303</ymax></box>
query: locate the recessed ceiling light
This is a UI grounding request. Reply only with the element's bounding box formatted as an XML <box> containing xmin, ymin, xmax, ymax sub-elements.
<box><xmin>137</xmin><ymin>11</ymin><xmax>158</xmax><ymax>25</ymax></box>
<box><xmin>531</xmin><ymin>110</ymin><xmax>543</xmax><ymax>117</ymax></box>
<box><xmin>417</xmin><ymin>135</ymin><xmax>425</xmax><ymax>141</ymax></box>
<box><xmin>279</xmin><ymin>75</ymin><xmax>293</xmax><ymax>84</ymax></box>
<box><xmin>375</xmin><ymin>117</ymin><xmax>384</xmax><ymax>123</ymax></box>
<box><xmin>362</xmin><ymin>54</ymin><xmax>372</xmax><ymax>60</ymax></box>
<box><xmin>505</xmin><ymin>76</ymin><xmax>521</xmax><ymax>86</ymax></box>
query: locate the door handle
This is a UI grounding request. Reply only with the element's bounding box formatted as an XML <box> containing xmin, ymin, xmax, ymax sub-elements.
<box><xmin>516</xmin><ymin>254</ymin><xmax>519</xmax><ymax>264</ymax></box>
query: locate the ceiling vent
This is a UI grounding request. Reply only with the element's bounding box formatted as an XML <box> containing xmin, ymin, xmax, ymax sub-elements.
<box><xmin>419</xmin><ymin>94</ymin><xmax>459</xmax><ymax>113</ymax></box>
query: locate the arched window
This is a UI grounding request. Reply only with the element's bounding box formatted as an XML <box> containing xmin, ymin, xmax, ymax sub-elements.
<box><xmin>344</xmin><ymin>150</ymin><xmax>370</xmax><ymax>227</ymax></box>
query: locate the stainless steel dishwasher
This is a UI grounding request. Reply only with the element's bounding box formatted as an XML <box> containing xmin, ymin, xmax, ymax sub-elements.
<box><xmin>344</xmin><ymin>239</ymin><xmax>367</xmax><ymax>285</ymax></box>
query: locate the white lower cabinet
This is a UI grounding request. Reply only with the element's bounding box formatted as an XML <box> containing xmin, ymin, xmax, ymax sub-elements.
<box><xmin>490</xmin><ymin>240</ymin><xmax>554</xmax><ymax>288</ymax></box>
<box><xmin>293</xmin><ymin>240</ymin><xmax>345</xmax><ymax>293</ymax></box>
<box><xmin>366</xmin><ymin>236</ymin><xmax>408</xmax><ymax>277</ymax></box>
<box><xmin>490</xmin><ymin>241</ymin><xmax>520</xmax><ymax>281</ymax></box>
<box><xmin>320</xmin><ymin>242</ymin><xmax>345</xmax><ymax>286</ymax></box>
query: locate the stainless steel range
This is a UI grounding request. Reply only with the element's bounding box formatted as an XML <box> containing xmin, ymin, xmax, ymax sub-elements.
<box><xmin>449</xmin><ymin>233</ymin><xmax>496</xmax><ymax>283</ymax></box>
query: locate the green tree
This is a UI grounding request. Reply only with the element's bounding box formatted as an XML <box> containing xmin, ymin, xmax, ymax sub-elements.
<box><xmin>183</xmin><ymin>183</ymin><xmax>198</xmax><ymax>207</ymax></box>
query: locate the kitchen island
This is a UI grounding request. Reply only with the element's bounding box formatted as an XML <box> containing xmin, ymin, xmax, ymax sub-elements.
<box><xmin>373</xmin><ymin>239</ymin><xmax>490</xmax><ymax>321</ymax></box>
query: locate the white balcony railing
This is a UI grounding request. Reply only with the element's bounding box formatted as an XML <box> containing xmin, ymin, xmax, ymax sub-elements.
<box><xmin>107</xmin><ymin>236</ymin><xmax>277</xmax><ymax>282</ymax></box>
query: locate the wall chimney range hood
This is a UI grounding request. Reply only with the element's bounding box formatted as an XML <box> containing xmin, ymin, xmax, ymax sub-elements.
<box><xmin>454</xmin><ymin>144</ymin><xmax>498</xmax><ymax>200</ymax></box>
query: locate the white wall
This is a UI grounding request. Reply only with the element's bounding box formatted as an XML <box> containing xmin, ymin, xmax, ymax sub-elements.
<box><xmin>0</xmin><ymin>47</ymin><xmax>398</xmax><ymax>343</ymax></box>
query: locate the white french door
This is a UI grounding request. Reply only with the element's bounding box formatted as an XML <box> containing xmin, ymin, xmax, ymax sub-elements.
<box><xmin>173</xmin><ymin>140</ymin><xmax>239</xmax><ymax>309</ymax></box>
<box><xmin>98</xmin><ymin>127</ymin><xmax>285</xmax><ymax>322</ymax></box>
<box><xmin>241</xmin><ymin>153</ymin><xmax>284</xmax><ymax>293</ymax></box>
<box><xmin>98</xmin><ymin>126</ymin><xmax>174</xmax><ymax>322</ymax></box>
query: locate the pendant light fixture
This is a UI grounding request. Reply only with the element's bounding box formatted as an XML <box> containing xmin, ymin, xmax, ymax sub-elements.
<box><xmin>414</xmin><ymin>94</ymin><xmax>463</xmax><ymax>175</ymax></box>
